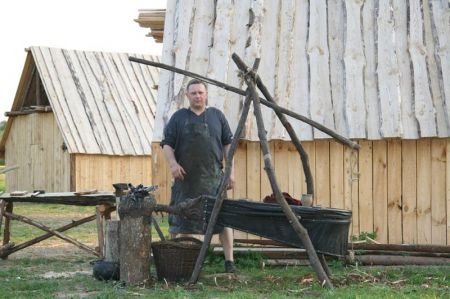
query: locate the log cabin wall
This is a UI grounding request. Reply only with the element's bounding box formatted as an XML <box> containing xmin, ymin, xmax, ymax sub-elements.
<box><xmin>152</xmin><ymin>139</ymin><xmax>449</xmax><ymax>245</ymax></box>
<box><xmin>151</xmin><ymin>1</ymin><xmax>450</xmax><ymax>245</ymax></box>
<box><xmin>5</xmin><ymin>113</ymin><xmax>70</xmax><ymax>192</ymax></box>
<box><xmin>72</xmin><ymin>154</ymin><xmax>152</xmax><ymax>192</ymax></box>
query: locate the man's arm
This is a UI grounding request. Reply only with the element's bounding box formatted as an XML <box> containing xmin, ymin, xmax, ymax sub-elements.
<box><xmin>224</xmin><ymin>144</ymin><xmax>235</xmax><ymax>189</ymax></box>
<box><xmin>163</xmin><ymin>144</ymin><xmax>186</xmax><ymax>180</ymax></box>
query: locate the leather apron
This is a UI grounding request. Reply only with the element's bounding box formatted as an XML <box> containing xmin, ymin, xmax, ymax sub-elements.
<box><xmin>168</xmin><ymin>109</ymin><xmax>224</xmax><ymax>234</ymax></box>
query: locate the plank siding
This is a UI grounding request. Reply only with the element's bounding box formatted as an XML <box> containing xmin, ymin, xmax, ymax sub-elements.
<box><xmin>5</xmin><ymin>114</ymin><xmax>70</xmax><ymax>192</ymax></box>
<box><xmin>151</xmin><ymin>139</ymin><xmax>449</xmax><ymax>245</ymax></box>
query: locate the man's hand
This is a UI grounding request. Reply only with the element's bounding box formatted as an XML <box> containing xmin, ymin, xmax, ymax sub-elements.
<box><xmin>170</xmin><ymin>162</ymin><xmax>186</xmax><ymax>180</ymax></box>
<box><xmin>227</xmin><ymin>173</ymin><xmax>235</xmax><ymax>190</ymax></box>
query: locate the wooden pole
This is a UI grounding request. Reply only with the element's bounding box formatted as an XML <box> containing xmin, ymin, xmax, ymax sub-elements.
<box><xmin>3</xmin><ymin>211</ymin><xmax>100</xmax><ymax>257</ymax></box>
<box><xmin>0</xmin><ymin>214</ymin><xmax>96</xmax><ymax>258</ymax></box>
<box><xmin>349</xmin><ymin>243</ymin><xmax>450</xmax><ymax>253</ymax></box>
<box><xmin>128</xmin><ymin>56</ymin><xmax>359</xmax><ymax>150</ymax></box>
<box><xmin>242</xmin><ymin>66</ymin><xmax>333</xmax><ymax>289</ymax></box>
<box><xmin>231</xmin><ymin>53</ymin><xmax>314</xmax><ymax>195</ymax></box>
<box><xmin>96</xmin><ymin>206</ymin><xmax>105</xmax><ymax>257</ymax></box>
<box><xmin>1</xmin><ymin>202</ymin><xmax>13</xmax><ymax>259</ymax></box>
<box><xmin>190</xmin><ymin>69</ymin><xmax>258</xmax><ymax>284</ymax></box>
<box><xmin>0</xmin><ymin>200</ymin><xmax>5</xmax><ymax>235</ymax></box>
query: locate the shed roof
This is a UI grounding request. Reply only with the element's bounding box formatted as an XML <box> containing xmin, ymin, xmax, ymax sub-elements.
<box><xmin>1</xmin><ymin>46</ymin><xmax>160</xmax><ymax>156</ymax></box>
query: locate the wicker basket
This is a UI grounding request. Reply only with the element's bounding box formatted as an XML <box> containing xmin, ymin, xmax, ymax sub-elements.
<box><xmin>151</xmin><ymin>237</ymin><xmax>202</xmax><ymax>282</ymax></box>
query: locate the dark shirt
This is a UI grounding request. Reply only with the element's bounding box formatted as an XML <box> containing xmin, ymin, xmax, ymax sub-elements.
<box><xmin>161</xmin><ymin>107</ymin><xmax>233</xmax><ymax>166</ymax></box>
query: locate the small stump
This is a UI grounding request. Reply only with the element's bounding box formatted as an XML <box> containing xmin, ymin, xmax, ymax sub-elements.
<box><xmin>118</xmin><ymin>194</ymin><xmax>155</xmax><ymax>285</ymax></box>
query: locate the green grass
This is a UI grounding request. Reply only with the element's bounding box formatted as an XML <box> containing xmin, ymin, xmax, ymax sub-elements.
<box><xmin>0</xmin><ymin>171</ymin><xmax>5</xmax><ymax>192</ymax></box>
<box><xmin>0</xmin><ymin>204</ymin><xmax>449</xmax><ymax>298</ymax></box>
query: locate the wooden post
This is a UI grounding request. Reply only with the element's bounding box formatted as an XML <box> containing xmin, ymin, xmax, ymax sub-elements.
<box><xmin>118</xmin><ymin>194</ymin><xmax>155</xmax><ymax>285</ymax></box>
<box><xmin>105</xmin><ymin>220</ymin><xmax>120</xmax><ymax>263</ymax></box>
<box><xmin>96</xmin><ymin>206</ymin><xmax>105</xmax><ymax>257</ymax></box>
<box><xmin>0</xmin><ymin>200</ymin><xmax>5</xmax><ymax>234</ymax></box>
<box><xmin>1</xmin><ymin>202</ymin><xmax>13</xmax><ymax>259</ymax></box>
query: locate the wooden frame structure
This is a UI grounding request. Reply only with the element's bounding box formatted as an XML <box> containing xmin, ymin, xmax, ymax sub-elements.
<box><xmin>0</xmin><ymin>192</ymin><xmax>115</xmax><ymax>259</ymax></box>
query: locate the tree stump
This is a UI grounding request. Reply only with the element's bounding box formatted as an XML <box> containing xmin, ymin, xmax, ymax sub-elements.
<box><xmin>118</xmin><ymin>194</ymin><xmax>155</xmax><ymax>285</ymax></box>
<box><xmin>105</xmin><ymin>220</ymin><xmax>120</xmax><ymax>263</ymax></box>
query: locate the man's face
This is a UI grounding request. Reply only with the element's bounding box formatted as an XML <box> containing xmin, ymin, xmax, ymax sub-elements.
<box><xmin>186</xmin><ymin>83</ymin><xmax>208</xmax><ymax>111</ymax></box>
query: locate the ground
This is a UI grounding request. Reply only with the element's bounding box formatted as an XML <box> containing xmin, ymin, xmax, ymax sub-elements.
<box><xmin>0</xmin><ymin>203</ymin><xmax>449</xmax><ymax>298</ymax></box>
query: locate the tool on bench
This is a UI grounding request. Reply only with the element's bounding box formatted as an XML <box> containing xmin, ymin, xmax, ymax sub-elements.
<box><xmin>31</xmin><ymin>190</ymin><xmax>45</xmax><ymax>197</ymax></box>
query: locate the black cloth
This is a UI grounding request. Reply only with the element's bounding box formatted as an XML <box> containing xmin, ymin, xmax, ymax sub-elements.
<box><xmin>161</xmin><ymin>107</ymin><xmax>233</xmax><ymax>167</ymax></box>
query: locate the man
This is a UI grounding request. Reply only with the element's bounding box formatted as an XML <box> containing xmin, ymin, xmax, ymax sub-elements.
<box><xmin>161</xmin><ymin>79</ymin><xmax>236</xmax><ymax>273</ymax></box>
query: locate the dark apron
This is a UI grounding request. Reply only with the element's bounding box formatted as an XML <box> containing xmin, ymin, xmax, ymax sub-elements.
<box><xmin>169</xmin><ymin>110</ymin><xmax>224</xmax><ymax>234</ymax></box>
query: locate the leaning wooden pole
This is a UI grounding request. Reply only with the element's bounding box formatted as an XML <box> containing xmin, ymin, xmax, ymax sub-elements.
<box><xmin>231</xmin><ymin>53</ymin><xmax>314</xmax><ymax>195</ymax></box>
<box><xmin>190</xmin><ymin>65</ymin><xmax>258</xmax><ymax>284</ymax></box>
<box><xmin>242</xmin><ymin>68</ymin><xmax>333</xmax><ymax>289</ymax></box>
<box><xmin>129</xmin><ymin>56</ymin><xmax>359</xmax><ymax>150</ymax></box>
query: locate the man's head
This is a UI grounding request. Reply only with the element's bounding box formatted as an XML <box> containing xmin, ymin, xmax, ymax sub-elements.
<box><xmin>186</xmin><ymin>79</ymin><xmax>208</xmax><ymax>112</ymax></box>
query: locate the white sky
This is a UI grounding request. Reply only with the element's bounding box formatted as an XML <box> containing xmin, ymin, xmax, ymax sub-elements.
<box><xmin>0</xmin><ymin>0</ymin><xmax>166</xmax><ymax>121</ymax></box>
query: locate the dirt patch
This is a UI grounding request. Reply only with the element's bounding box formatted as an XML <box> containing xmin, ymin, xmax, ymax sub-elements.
<box><xmin>40</xmin><ymin>270</ymin><xmax>91</xmax><ymax>279</ymax></box>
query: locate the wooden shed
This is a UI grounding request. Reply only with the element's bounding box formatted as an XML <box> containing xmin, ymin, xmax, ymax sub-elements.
<box><xmin>149</xmin><ymin>1</ymin><xmax>450</xmax><ymax>246</ymax></box>
<box><xmin>0</xmin><ymin>46</ymin><xmax>160</xmax><ymax>192</ymax></box>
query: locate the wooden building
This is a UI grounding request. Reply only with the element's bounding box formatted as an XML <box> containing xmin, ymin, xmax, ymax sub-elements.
<box><xmin>0</xmin><ymin>46</ymin><xmax>160</xmax><ymax>192</ymax></box>
<box><xmin>148</xmin><ymin>1</ymin><xmax>450</xmax><ymax>245</ymax></box>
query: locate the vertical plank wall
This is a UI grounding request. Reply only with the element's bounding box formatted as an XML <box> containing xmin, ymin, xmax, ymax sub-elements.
<box><xmin>152</xmin><ymin>139</ymin><xmax>449</xmax><ymax>245</ymax></box>
<box><xmin>73</xmin><ymin>154</ymin><xmax>152</xmax><ymax>192</ymax></box>
<box><xmin>5</xmin><ymin>113</ymin><xmax>70</xmax><ymax>192</ymax></box>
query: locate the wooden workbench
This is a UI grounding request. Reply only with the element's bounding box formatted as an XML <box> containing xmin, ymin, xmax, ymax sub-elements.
<box><xmin>0</xmin><ymin>192</ymin><xmax>116</xmax><ymax>259</ymax></box>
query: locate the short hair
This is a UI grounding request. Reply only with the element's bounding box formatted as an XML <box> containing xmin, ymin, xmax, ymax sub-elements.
<box><xmin>186</xmin><ymin>79</ymin><xmax>208</xmax><ymax>91</ymax></box>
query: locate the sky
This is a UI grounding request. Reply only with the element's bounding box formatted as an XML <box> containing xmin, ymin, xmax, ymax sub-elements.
<box><xmin>0</xmin><ymin>0</ymin><xmax>166</xmax><ymax>121</ymax></box>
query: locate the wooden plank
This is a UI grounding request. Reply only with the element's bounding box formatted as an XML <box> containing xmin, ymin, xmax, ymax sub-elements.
<box><xmin>249</xmin><ymin>0</ymin><xmax>277</xmax><ymax>140</ymax></box>
<box><xmin>387</xmin><ymin>139</ymin><xmax>402</xmax><ymax>244</ymax></box>
<box><xmin>431</xmin><ymin>1</ymin><xmax>450</xmax><ymax>129</ymax></box>
<box><xmin>448</xmin><ymin>140</ymin><xmax>450</xmax><ymax>245</ymax></box>
<box><xmin>344</xmin><ymin>143</ymin><xmax>359</xmax><ymax>237</ymax></box>
<box><xmin>314</xmin><ymin>140</ymin><xmax>330</xmax><ymax>207</ymax></box>
<box><xmin>377</xmin><ymin>0</ymin><xmax>402</xmax><ymax>137</ymax></box>
<box><xmin>407</xmin><ymin>0</ymin><xmax>436</xmax><ymax>137</ymax></box>
<box><xmin>394</xmin><ymin>0</ymin><xmax>419</xmax><ymax>138</ymax></box>
<box><xmin>206</xmin><ymin>0</ymin><xmax>233</xmax><ymax>110</ymax></box>
<box><xmin>151</xmin><ymin>143</ymin><xmax>168</xmax><ymax>205</ymax></box>
<box><xmin>373</xmin><ymin>140</ymin><xmax>388</xmax><ymax>243</ymax></box>
<box><xmin>246</xmin><ymin>142</ymin><xmax>261</xmax><ymax>201</ymax></box>
<box><xmin>402</xmin><ymin>140</ymin><xmax>417</xmax><ymax>244</ymax></box>
<box><xmin>233</xmin><ymin>141</ymin><xmax>247</xmax><ymax>240</ymax></box>
<box><xmin>172</xmin><ymin>0</ymin><xmax>195</xmax><ymax>97</ymax></box>
<box><xmin>260</xmin><ymin>142</ymin><xmax>275</xmax><ymax>200</ymax></box>
<box><xmin>422</xmin><ymin>0</ymin><xmax>448</xmax><ymax>137</ymax></box>
<box><xmin>358</xmin><ymin>140</ymin><xmax>373</xmax><ymax>235</ymax></box>
<box><xmin>274</xmin><ymin>141</ymin><xmax>289</xmax><ymax>193</ymax></box>
<box><xmin>42</xmin><ymin>114</ymin><xmax>55</xmax><ymax>191</ymax></box>
<box><xmin>186</xmin><ymin>0</ymin><xmax>214</xmax><ymax>76</ymax></box>
<box><xmin>431</xmin><ymin>139</ymin><xmax>446</xmax><ymax>245</ymax></box>
<box><xmin>344</xmin><ymin>0</ymin><xmax>365</xmax><ymax>138</ymax></box>
<box><xmin>288</xmin><ymin>142</ymin><xmax>303</xmax><ymax>200</ymax></box>
<box><xmin>302</xmin><ymin>142</ymin><xmax>316</xmax><ymax>199</ymax></box>
<box><xmin>272</xmin><ymin>0</ymin><xmax>295</xmax><ymax>138</ymax></box>
<box><xmin>290</xmin><ymin>0</ymin><xmax>312</xmax><ymax>140</ymax></box>
<box><xmin>417</xmin><ymin>139</ymin><xmax>432</xmax><ymax>244</ymax></box>
<box><xmin>308</xmin><ymin>0</ymin><xmax>335</xmax><ymax>138</ymax></box>
<box><xmin>328</xmin><ymin>0</ymin><xmax>346</xmax><ymax>137</ymax></box>
<box><xmin>330</xmin><ymin>141</ymin><xmax>344</xmax><ymax>209</ymax></box>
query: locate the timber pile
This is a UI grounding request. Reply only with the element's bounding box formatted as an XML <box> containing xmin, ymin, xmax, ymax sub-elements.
<box><xmin>234</xmin><ymin>239</ymin><xmax>450</xmax><ymax>266</ymax></box>
<box><xmin>135</xmin><ymin>9</ymin><xmax>165</xmax><ymax>43</ymax></box>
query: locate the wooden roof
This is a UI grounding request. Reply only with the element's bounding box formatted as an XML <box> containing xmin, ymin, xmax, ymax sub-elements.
<box><xmin>152</xmin><ymin>0</ymin><xmax>450</xmax><ymax>141</ymax></box>
<box><xmin>1</xmin><ymin>46</ymin><xmax>160</xmax><ymax>156</ymax></box>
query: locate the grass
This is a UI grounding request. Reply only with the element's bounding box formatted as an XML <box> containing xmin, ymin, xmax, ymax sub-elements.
<box><xmin>0</xmin><ymin>204</ymin><xmax>449</xmax><ymax>298</ymax></box>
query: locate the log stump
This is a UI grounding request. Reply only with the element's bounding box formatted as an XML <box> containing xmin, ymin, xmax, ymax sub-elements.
<box><xmin>118</xmin><ymin>194</ymin><xmax>155</xmax><ymax>285</ymax></box>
